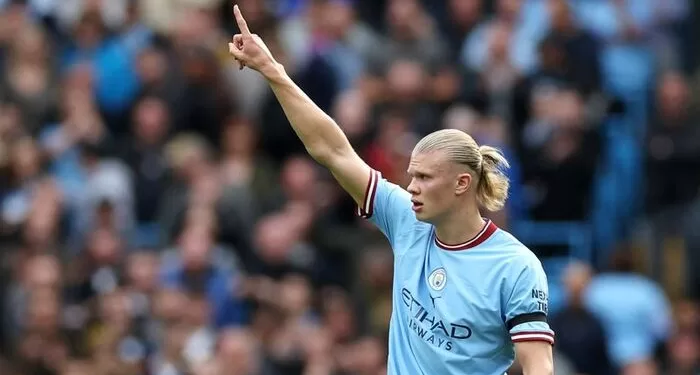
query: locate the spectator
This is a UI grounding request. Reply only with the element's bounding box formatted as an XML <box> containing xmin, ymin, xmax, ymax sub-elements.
<box><xmin>645</xmin><ymin>71</ymin><xmax>700</xmax><ymax>294</ymax></box>
<box><xmin>462</xmin><ymin>0</ymin><xmax>548</xmax><ymax>76</ymax></box>
<box><xmin>173</xmin><ymin>45</ymin><xmax>235</xmax><ymax>148</ymax></box>
<box><xmin>512</xmin><ymin>0</ymin><xmax>604</xmax><ymax>147</ymax></box>
<box><xmin>1</xmin><ymin>137</ymin><xmax>47</xmax><ymax>238</ymax></box>
<box><xmin>0</xmin><ymin>1</ymin><xmax>32</xmax><ymax>71</ymax></box>
<box><xmin>664</xmin><ymin>331</ymin><xmax>700</xmax><ymax>375</ymax></box>
<box><xmin>360</xmin><ymin>0</ymin><xmax>457</xmax><ymax>112</ymax></box>
<box><xmin>646</xmin><ymin>71</ymin><xmax>700</xmax><ymax>216</ymax></box>
<box><xmin>213</xmin><ymin>327</ymin><xmax>275</xmax><ymax>375</ymax></box>
<box><xmin>544</xmin><ymin>0</ymin><xmax>602</xmax><ymax>97</ymax></box>
<box><xmin>0</xmin><ymin>22</ymin><xmax>58</xmax><ymax>134</ymax></box>
<box><xmin>439</xmin><ymin>0</ymin><xmax>483</xmax><ymax>57</ymax></box>
<box><xmin>251</xmin><ymin>207</ymin><xmax>317</xmax><ymax>281</ymax></box>
<box><xmin>39</xmin><ymin>72</ymin><xmax>110</xmax><ymax>205</ymax></box>
<box><xmin>550</xmin><ymin>262</ymin><xmax>613</xmax><ymax>375</ymax></box>
<box><xmin>117</xmin><ymin>94</ymin><xmax>172</xmax><ymax>247</ymax></box>
<box><xmin>70</xmin><ymin>141</ymin><xmax>134</xmax><ymax>250</ymax></box>
<box><xmin>160</xmin><ymin>223</ymin><xmax>248</xmax><ymax>329</ymax></box>
<box><xmin>218</xmin><ymin>116</ymin><xmax>277</xmax><ymax>236</ymax></box>
<box><xmin>520</xmin><ymin>88</ymin><xmax>600</xmax><ymax>224</ymax></box>
<box><xmin>61</xmin><ymin>10</ymin><xmax>141</xmax><ymax>133</ymax></box>
<box><xmin>320</xmin><ymin>0</ymin><xmax>383</xmax><ymax>91</ymax></box>
<box><xmin>356</xmin><ymin>246</ymin><xmax>393</xmax><ymax>337</ymax></box>
<box><xmin>585</xmin><ymin>249</ymin><xmax>673</xmax><ymax>371</ymax></box>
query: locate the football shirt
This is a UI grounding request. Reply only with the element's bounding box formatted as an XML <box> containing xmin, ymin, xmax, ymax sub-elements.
<box><xmin>358</xmin><ymin>170</ymin><xmax>555</xmax><ymax>375</ymax></box>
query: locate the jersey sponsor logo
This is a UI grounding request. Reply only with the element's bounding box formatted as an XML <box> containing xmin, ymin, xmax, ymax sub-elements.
<box><xmin>428</xmin><ymin>268</ymin><xmax>447</xmax><ymax>291</ymax></box>
<box><xmin>531</xmin><ymin>288</ymin><xmax>548</xmax><ymax>314</ymax></box>
<box><xmin>401</xmin><ymin>288</ymin><xmax>472</xmax><ymax>352</ymax></box>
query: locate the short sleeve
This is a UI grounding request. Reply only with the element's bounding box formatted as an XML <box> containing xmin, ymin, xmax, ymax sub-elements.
<box><xmin>357</xmin><ymin>169</ymin><xmax>416</xmax><ymax>247</ymax></box>
<box><xmin>503</xmin><ymin>256</ymin><xmax>555</xmax><ymax>345</ymax></box>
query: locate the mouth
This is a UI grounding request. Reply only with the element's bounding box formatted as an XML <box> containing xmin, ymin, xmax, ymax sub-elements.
<box><xmin>411</xmin><ymin>200</ymin><xmax>423</xmax><ymax>212</ymax></box>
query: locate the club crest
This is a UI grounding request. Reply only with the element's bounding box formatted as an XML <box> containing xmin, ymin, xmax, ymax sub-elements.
<box><xmin>428</xmin><ymin>268</ymin><xmax>447</xmax><ymax>291</ymax></box>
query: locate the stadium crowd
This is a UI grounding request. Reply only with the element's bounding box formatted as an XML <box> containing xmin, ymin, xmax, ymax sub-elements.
<box><xmin>0</xmin><ymin>0</ymin><xmax>698</xmax><ymax>374</ymax></box>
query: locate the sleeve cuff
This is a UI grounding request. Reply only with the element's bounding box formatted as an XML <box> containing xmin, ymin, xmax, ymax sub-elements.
<box><xmin>356</xmin><ymin>169</ymin><xmax>380</xmax><ymax>219</ymax></box>
<box><xmin>511</xmin><ymin>331</ymin><xmax>555</xmax><ymax>345</ymax></box>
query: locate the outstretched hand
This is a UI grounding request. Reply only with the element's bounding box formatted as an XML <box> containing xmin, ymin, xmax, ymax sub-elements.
<box><xmin>228</xmin><ymin>4</ymin><xmax>278</xmax><ymax>77</ymax></box>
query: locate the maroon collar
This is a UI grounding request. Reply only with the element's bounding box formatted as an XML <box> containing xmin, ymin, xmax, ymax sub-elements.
<box><xmin>435</xmin><ymin>220</ymin><xmax>498</xmax><ymax>251</ymax></box>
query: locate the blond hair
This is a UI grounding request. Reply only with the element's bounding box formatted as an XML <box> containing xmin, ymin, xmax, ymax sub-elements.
<box><xmin>413</xmin><ymin>129</ymin><xmax>510</xmax><ymax>211</ymax></box>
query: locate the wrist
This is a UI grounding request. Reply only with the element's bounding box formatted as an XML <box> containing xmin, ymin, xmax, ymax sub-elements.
<box><xmin>262</xmin><ymin>61</ymin><xmax>286</xmax><ymax>83</ymax></box>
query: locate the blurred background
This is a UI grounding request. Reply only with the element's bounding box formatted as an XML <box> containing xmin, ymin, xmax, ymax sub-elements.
<box><xmin>0</xmin><ymin>0</ymin><xmax>698</xmax><ymax>374</ymax></box>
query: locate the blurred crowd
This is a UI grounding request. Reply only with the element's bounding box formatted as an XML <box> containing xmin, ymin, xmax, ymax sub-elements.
<box><xmin>0</xmin><ymin>0</ymin><xmax>698</xmax><ymax>374</ymax></box>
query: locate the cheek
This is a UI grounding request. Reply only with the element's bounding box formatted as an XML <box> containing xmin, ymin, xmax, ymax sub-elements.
<box><xmin>424</xmin><ymin>182</ymin><xmax>452</xmax><ymax>205</ymax></box>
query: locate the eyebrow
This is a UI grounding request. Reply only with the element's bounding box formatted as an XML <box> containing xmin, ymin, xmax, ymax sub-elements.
<box><xmin>407</xmin><ymin>168</ymin><xmax>431</xmax><ymax>177</ymax></box>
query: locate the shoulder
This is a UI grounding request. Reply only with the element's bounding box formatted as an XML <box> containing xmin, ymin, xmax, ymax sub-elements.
<box><xmin>490</xmin><ymin>229</ymin><xmax>543</xmax><ymax>269</ymax></box>
<box><xmin>380</xmin><ymin>176</ymin><xmax>411</xmax><ymax>199</ymax></box>
<box><xmin>366</xmin><ymin>173</ymin><xmax>413</xmax><ymax>217</ymax></box>
<box><xmin>483</xmin><ymin>230</ymin><xmax>547</xmax><ymax>293</ymax></box>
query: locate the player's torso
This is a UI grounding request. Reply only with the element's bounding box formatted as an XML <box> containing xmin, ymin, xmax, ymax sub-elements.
<box><xmin>387</xmin><ymin>227</ymin><xmax>515</xmax><ymax>375</ymax></box>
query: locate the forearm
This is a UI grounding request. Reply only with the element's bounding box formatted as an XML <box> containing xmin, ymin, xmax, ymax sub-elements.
<box><xmin>263</xmin><ymin>63</ymin><xmax>353</xmax><ymax>165</ymax></box>
<box><xmin>521</xmin><ymin>362</ymin><xmax>553</xmax><ymax>375</ymax></box>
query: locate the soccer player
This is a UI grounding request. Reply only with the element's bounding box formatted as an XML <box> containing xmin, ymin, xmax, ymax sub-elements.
<box><xmin>228</xmin><ymin>4</ymin><xmax>554</xmax><ymax>375</ymax></box>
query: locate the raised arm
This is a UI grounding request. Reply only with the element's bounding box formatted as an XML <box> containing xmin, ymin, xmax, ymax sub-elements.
<box><xmin>228</xmin><ymin>4</ymin><xmax>371</xmax><ymax>206</ymax></box>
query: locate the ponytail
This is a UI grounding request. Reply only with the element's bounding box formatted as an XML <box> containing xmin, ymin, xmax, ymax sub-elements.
<box><xmin>476</xmin><ymin>146</ymin><xmax>510</xmax><ymax>212</ymax></box>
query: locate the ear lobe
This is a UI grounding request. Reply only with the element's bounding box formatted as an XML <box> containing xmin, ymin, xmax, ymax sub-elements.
<box><xmin>455</xmin><ymin>173</ymin><xmax>472</xmax><ymax>195</ymax></box>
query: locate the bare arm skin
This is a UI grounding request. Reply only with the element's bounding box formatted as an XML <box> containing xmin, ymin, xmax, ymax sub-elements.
<box><xmin>228</xmin><ymin>4</ymin><xmax>372</xmax><ymax>206</ymax></box>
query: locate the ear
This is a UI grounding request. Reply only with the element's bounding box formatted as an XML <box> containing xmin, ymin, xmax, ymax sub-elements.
<box><xmin>455</xmin><ymin>172</ymin><xmax>473</xmax><ymax>195</ymax></box>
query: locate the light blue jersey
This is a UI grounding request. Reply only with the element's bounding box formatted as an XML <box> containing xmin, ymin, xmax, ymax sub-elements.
<box><xmin>358</xmin><ymin>170</ymin><xmax>555</xmax><ymax>375</ymax></box>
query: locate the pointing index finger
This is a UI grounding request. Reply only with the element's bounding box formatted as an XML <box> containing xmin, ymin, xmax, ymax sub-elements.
<box><xmin>233</xmin><ymin>4</ymin><xmax>251</xmax><ymax>36</ymax></box>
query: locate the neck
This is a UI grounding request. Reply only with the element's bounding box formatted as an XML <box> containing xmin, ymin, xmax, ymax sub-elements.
<box><xmin>434</xmin><ymin>202</ymin><xmax>487</xmax><ymax>247</ymax></box>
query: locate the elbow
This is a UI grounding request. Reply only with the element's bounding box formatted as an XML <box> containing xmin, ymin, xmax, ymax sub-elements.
<box><xmin>306</xmin><ymin>145</ymin><xmax>333</xmax><ymax>166</ymax></box>
<box><xmin>542</xmin><ymin>361</ymin><xmax>554</xmax><ymax>375</ymax></box>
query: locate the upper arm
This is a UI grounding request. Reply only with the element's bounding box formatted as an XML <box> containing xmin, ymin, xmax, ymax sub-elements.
<box><xmin>327</xmin><ymin>151</ymin><xmax>415</xmax><ymax>246</ymax></box>
<box><xmin>514</xmin><ymin>341</ymin><xmax>553</xmax><ymax>375</ymax></box>
<box><xmin>503</xmin><ymin>255</ymin><xmax>555</xmax><ymax>346</ymax></box>
<box><xmin>509</xmin><ymin>256</ymin><xmax>555</xmax><ymax>375</ymax></box>
<box><xmin>326</xmin><ymin>150</ymin><xmax>373</xmax><ymax>207</ymax></box>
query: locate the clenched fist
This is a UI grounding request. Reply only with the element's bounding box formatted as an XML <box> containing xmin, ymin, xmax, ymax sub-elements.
<box><xmin>228</xmin><ymin>4</ymin><xmax>280</xmax><ymax>78</ymax></box>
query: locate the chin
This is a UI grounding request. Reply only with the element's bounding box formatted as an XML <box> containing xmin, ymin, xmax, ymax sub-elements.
<box><xmin>413</xmin><ymin>210</ymin><xmax>433</xmax><ymax>224</ymax></box>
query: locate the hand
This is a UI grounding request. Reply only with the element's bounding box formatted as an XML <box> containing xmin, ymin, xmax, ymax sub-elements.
<box><xmin>228</xmin><ymin>4</ymin><xmax>279</xmax><ymax>78</ymax></box>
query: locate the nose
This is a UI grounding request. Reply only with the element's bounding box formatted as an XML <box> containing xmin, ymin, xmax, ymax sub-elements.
<box><xmin>407</xmin><ymin>178</ymin><xmax>419</xmax><ymax>195</ymax></box>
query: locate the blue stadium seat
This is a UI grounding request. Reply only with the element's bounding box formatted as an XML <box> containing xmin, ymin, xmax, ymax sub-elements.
<box><xmin>590</xmin><ymin>116</ymin><xmax>644</xmax><ymax>266</ymax></box>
